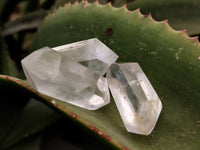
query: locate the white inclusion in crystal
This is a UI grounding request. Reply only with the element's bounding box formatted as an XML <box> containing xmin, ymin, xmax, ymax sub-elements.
<box><xmin>21</xmin><ymin>47</ymin><xmax>110</xmax><ymax>110</ymax></box>
<box><xmin>52</xmin><ymin>38</ymin><xmax>118</xmax><ymax>75</ymax></box>
<box><xmin>107</xmin><ymin>63</ymin><xmax>162</xmax><ymax>135</ymax></box>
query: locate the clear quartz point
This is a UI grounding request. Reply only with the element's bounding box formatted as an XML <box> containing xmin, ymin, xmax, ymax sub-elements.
<box><xmin>107</xmin><ymin>63</ymin><xmax>162</xmax><ymax>135</ymax></box>
<box><xmin>21</xmin><ymin>47</ymin><xmax>110</xmax><ymax>110</ymax></box>
<box><xmin>52</xmin><ymin>38</ymin><xmax>118</xmax><ymax>76</ymax></box>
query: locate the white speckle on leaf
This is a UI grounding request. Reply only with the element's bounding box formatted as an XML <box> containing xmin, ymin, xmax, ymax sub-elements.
<box><xmin>51</xmin><ymin>100</ymin><xmax>56</xmax><ymax>104</ymax></box>
<box><xmin>168</xmin><ymin>48</ymin><xmax>174</xmax><ymax>51</ymax></box>
<box><xmin>138</xmin><ymin>42</ymin><xmax>147</xmax><ymax>47</ymax></box>
<box><xmin>175</xmin><ymin>48</ymin><xmax>183</xmax><ymax>61</ymax></box>
<box><xmin>151</xmin><ymin>51</ymin><xmax>157</xmax><ymax>55</ymax></box>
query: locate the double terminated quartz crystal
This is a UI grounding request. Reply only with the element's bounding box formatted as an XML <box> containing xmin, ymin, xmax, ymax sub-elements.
<box><xmin>22</xmin><ymin>38</ymin><xmax>118</xmax><ymax>110</ymax></box>
<box><xmin>22</xmin><ymin>38</ymin><xmax>162</xmax><ymax>135</ymax></box>
<box><xmin>107</xmin><ymin>63</ymin><xmax>162</xmax><ymax>135</ymax></box>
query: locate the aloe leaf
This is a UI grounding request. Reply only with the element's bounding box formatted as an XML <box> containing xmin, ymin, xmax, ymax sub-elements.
<box><xmin>0</xmin><ymin>35</ymin><xmax>59</xmax><ymax>150</ymax></box>
<box><xmin>7</xmin><ymin>133</ymin><xmax>43</xmax><ymax>150</ymax></box>
<box><xmin>8</xmin><ymin>133</ymin><xmax>50</xmax><ymax>150</ymax></box>
<box><xmin>22</xmin><ymin>0</ymin><xmax>39</xmax><ymax>14</ymax></box>
<box><xmin>1</xmin><ymin>11</ymin><xmax>48</xmax><ymax>36</ymax></box>
<box><xmin>7</xmin><ymin>131</ymin><xmax>82</xmax><ymax>150</ymax></box>
<box><xmin>0</xmin><ymin>71</ymin><xmax>59</xmax><ymax>149</ymax></box>
<box><xmin>0</xmin><ymin>35</ymin><xmax>18</xmax><ymax>76</ymax></box>
<box><xmin>0</xmin><ymin>35</ymin><xmax>22</xmax><ymax>144</ymax></box>
<box><xmin>52</xmin><ymin>0</ymin><xmax>134</xmax><ymax>11</ymax></box>
<box><xmin>0</xmin><ymin>0</ymin><xmax>23</xmax><ymax>23</ymax></box>
<box><xmin>2</xmin><ymin>1</ymin><xmax>200</xmax><ymax>149</ymax></box>
<box><xmin>0</xmin><ymin>0</ymin><xmax>7</xmax><ymax>15</ymax></box>
<box><xmin>0</xmin><ymin>99</ymin><xmax>59</xmax><ymax>150</ymax></box>
<box><xmin>127</xmin><ymin>0</ymin><xmax>200</xmax><ymax>35</ymax></box>
<box><xmin>0</xmin><ymin>83</ymin><xmax>27</xmax><ymax>145</ymax></box>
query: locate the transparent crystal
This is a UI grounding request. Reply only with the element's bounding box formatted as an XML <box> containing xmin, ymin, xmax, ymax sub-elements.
<box><xmin>52</xmin><ymin>38</ymin><xmax>118</xmax><ymax>75</ymax></box>
<box><xmin>21</xmin><ymin>47</ymin><xmax>110</xmax><ymax>110</ymax></box>
<box><xmin>107</xmin><ymin>63</ymin><xmax>162</xmax><ymax>135</ymax></box>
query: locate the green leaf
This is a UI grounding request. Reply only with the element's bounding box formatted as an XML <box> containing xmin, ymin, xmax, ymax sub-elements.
<box><xmin>0</xmin><ymin>35</ymin><xmax>18</xmax><ymax>76</ymax></box>
<box><xmin>1</xmin><ymin>99</ymin><xmax>60</xmax><ymax>149</ymax></box>
<box><xmin>0</xmin><ymin>40</ymin><xmax>59</xmax><ymax>149</ymax></box>
<box><xmin>0</xmin><ymin>82</ymin><xmax>28</xmax><ymax>144</ymax></box>
<box><xmin>0</xmin><ymin>0</ymin><xmax>7</xmax><ymax>15</ymax></box>
<box><xmin>7</xmin><ymin>133</ymin><xmax>43</xmax><ymax>150</ymax></box>
<box><xmin>0</xmin><ymin>75</ymin><xmax>59</xmax><ymax>149</ymax></box>
<box><xmin>52</xmin><ymin>0</ymin><xmax>133</xmax><ymax>11</ymax></box>
<box><xmin>127</xmin><ymin>0</ymin><xmax>200</xmax><ymax>35</ymax></box>
<box><xmin>22</xmin><ymin>0</ymin><xmax>39</xmax><ymax>14</ymax></box>
<box><xmin>1</xmin><ymin>11</ymin><xmax>48</xmax><ymax>36</ymax></box>
<box><xmin>2</xmin><ymin>1</ymin><xmax>200</xmax><ymax>149</ymax></box>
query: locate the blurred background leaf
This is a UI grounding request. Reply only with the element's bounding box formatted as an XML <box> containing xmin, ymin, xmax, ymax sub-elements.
<box><xmin>127</xmin><ymin>0</ymin><xmax>200</xmax><ymax>35</ymax></box>
<box><xmin>0</xmin><ymin>0</ymin><xmax>200</xmax><ymax>150</ymax></box>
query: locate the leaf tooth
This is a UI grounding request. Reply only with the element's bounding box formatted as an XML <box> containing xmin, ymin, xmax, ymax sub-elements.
<box><xmin>190</xmin><ymin>36</ymin><xmax>199</xmax><ymax>44</ymax></box>
<box><xmin>136</xmin><ymin>7</ymin><xmax>140</xmax><ymax>12</ymax></box>
<box><xmin>108</xmin><ymin>1</ymin><xmax>112</xmax><ymax>6</ymax></box>
<box><xmin>68</xmin><ymin>1</ymin><xmax>72</xmax><ymax>6</ymax></box>
<box><xmin>148</xmin><ymin>13</ymin><xmax>157</xmax><ymax>22</ymax></box>
<box><xmin>84</xmin><ymin>0</ymin><xmax>88</xmax><ymax>8</ymax></box>
<box><xmin>123</xmin><ymin>4</ymin><xmax>127</xmax><ymax>9</ymax></box>
<box><xmin>129</xmin><ymin>7</ymin><xmax>200</xmax><ymax>46</ymax></box>
<box><xmin>64</xmin><ymin>2</ymin><xmax>68</xmax><ymax>6</ymax></box>
<box><xmin>84</xmin><ymin>0</ymin><xmax>88</xmax><ymax>4</ymax></box>
<box><xmin>143</xmin><ymin>12</ymin><xmax>151</xmax><ymax>18</ymax></box>
<box><xmin>136</xmin><ymin>9</ymin><xmax>156</xmax><ymax>22</ymax></box>
<box><xmin>161</xmin><ymin>19</ymin><xmax>170</xmax><ymax>26</ymax></box>
<box><xmin>121</xmin><ymin>3</ymin><xmax>132</xmax><ymax>14</ymax></box>
<box><xmin>163</xmin><ymin>19</ymin><xmax>168</xmax><ymax>23</ymax></box>
<box><xmin>181</xmin><ymin>29</ymin><xmax>187</xmax><ymax>34</ymax></box>
<box><xmin>95</xmin><ymin>0</ymin><xmax>99</xmax><ymax>4</ymax></box>
<box><xmin>135</xmin><ymin>8</ymin><xmax>143</xmax><ymax>16</ymax></box>
<box><xmin>62</xmin><ymin>1</ymin><xmax>73</xmax><ymax>9</ymax></box>
<box><xmin>58</xmin><ymin>4</ymin><xmax>65</xmax><ymax>10</ymax></box>
<box><xmin>74</xmin><ymin>0</ymin><xmax>79</xmax><ymax>4</ymax></box>
<box><xmin>139</xmin><ymin>11</ymin><xmax>197</xmax><ymax>46</ymax></box>
<box><xmin>177</xmin><ymin>30</ymin><xmax>200</xmax><ymax>44</ymax></box>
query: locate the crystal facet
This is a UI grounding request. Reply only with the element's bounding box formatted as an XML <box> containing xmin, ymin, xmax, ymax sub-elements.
<box><xmin>52</xmin><ymin>38</ymin><xmax>118</xmax><ymax>75</ymax></box>
<box><xmin>21</xmin><ymin>47</ymin><xmax>111</xmax><ymax>110</ymax></box>
<box><xmin>107</xmin><ymin>63</ymin><xmax>162</xmax><ymax>135</ymax></box>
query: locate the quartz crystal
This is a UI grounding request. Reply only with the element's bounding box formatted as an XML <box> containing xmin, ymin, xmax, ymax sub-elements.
<box><xmin>52</xmin><ymin>38</ymin><xmax>118</xmax><ymax>75</ymax></box>
<box><xmin>107</xmin><ymin>63</ymin><xmax>162</xmax><ymax>135</ymax></box>
<box><xmin>21</xmin><ymin>47</ymin><xmax>110</xmax><ymax>110</ymax></box>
